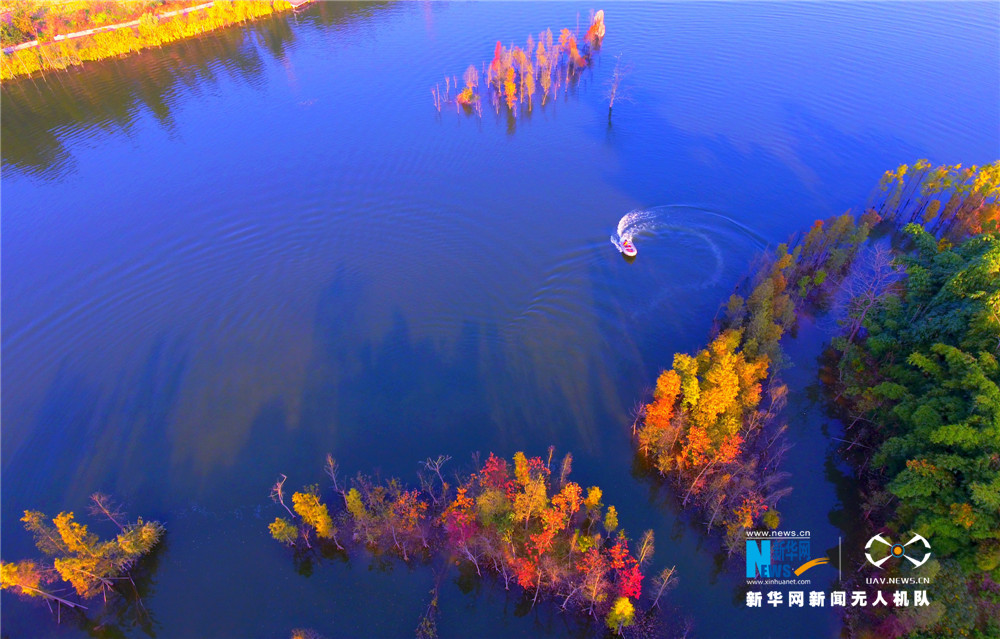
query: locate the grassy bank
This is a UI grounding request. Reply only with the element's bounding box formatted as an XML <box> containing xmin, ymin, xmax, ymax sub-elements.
<box><xmin>1</xmin><ymin>1</ymin><xmax>203</xmax><ymax>46</ymax></box>
<box><xmin>1</xmin><ymin>1</ymin><xmax>292</xmax><ymax>81</ymax></box>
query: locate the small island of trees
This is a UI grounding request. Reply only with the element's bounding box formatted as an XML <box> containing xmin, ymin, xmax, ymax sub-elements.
<box><xmin>637</xmin><ymin>207</ymin><xmax>879</xmax><ymax>552</ymax></box>
<box><xmin>269</xmin><ymin>449</ymin><xmax>676</xmax><ymax>636</ymax></box>
<box><xmin>432</xmin><ymin>10</ymin><xmax>606</xmax><ymax>118</ymax></box>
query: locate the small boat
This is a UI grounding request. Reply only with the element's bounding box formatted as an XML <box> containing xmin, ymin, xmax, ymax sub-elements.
<box><xmin>621</xmin><ymin>238</ymin><xmax>637</xmax><ymax>257</ymax></box>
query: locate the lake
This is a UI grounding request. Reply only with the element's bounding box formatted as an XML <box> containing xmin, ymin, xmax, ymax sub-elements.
<box><xmin>2</xmin><ymin>2</ymin><xmax>998</xmax><ymax>637</ymax></box>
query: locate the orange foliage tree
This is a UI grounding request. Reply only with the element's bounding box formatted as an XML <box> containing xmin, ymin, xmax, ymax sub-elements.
<box><xmin>635</xmin><ymin>210</ymin><xmax>880</xmax><ymax>552</ymax></box>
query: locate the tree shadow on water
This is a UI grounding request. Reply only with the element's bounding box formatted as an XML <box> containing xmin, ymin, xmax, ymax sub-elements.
<box><xmin>287</xmin><ymin>266</ymin><xmax>504</xmax><ymax>476</ymax></box>
<box><xmin>2</xmin><ymin>332</ymin><xmax>189</xmax><ymax>527</ymax></box>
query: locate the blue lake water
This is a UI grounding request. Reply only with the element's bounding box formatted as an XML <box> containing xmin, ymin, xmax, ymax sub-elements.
<box><xmin>2</xmin><ymin>2</ymin><xmax>998</xmax><ymax>637</ymax></box>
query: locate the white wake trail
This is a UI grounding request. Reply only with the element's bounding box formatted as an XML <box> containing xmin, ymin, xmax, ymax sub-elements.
<box><xmin>610</xmin><ymin>205</ymin><xmax>768</xmax><ymax>290</ymax></box>
<box><xmin>610</xmin><ymin>208</ymin><xmax>659</xmax><ymax>252</ymax></box>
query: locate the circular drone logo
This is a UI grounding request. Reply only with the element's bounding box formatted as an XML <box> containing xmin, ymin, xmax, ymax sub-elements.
<box><xmin>865</xmin><ymin>533</ymin><xmax>931</xmax><ymax>569</ymax></box>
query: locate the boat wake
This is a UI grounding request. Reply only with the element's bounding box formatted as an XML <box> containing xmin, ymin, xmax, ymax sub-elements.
<box><xmin>611</xmin><ymin>205</ymin><xmax>768</xmax><ymax>289</ymax></box>
<box><xmin>508</xmin><ymin>204</ymin><xmax>767</xmax><ymax>337</ymax></box>
<box><xmin>610</xmin><ymin>208</ymin><xmax>659</xmax><ymax>254</ymax></box>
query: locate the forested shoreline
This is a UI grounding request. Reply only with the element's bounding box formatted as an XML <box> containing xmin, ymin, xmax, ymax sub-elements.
<box><xmin>1</xmin><ymin>1</ymin><xmax>294</xmax><ymax>80</ymax></box>
<box><xmin>829</xmin><ymin>162</ymin><xmax>1000</xmax><ymax>638</ymax></box>
<box><xmin>634</xmin><ymin>159</ymin><xmax>999</xmax><ymax>638</ymax></box>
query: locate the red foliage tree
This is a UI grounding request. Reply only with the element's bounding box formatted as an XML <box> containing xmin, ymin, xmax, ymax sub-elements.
<box><xmin>607</xmin><ymin>539</ymin><xmax>643</xmax><ymax>599</ymax></box>
<box><xmin>490</xmin><ymin>41</ymin><xmax>502</xmax><ymax>75</ymax></box>
<box><xmin>716</xmin><ymin>434</ymin><xmax>743</xmax><ymax>465</ymax></box>
<box><xmin>442</xmin><ymin>487</ymin><xmax>477</xmax><ymax>544</ymax></box>
<box><xmin>481</xmin><ymin>453</ymin><xmax>516</xmax><ymax>498</ymax></box>
<box><xmin>512</xmin><ymin>556</ymin><xmax>537</xmax><ymax>589</ymax></box>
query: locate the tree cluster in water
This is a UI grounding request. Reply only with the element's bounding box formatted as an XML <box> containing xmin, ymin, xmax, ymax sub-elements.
<box><xmin>431</xmin><ymin>10</ymin><xmax>606</xmax><ymax>118</ymax></box>
<box><xmin>6</xmin><ymin>158</ymin><xmax>996</xmax><ymax>638</ymax></box>
<box><xmin>1</xmin><ymin>493</ymin><xmax>164</xmax><ymax>627</ymax></box>
<box><xmin>269</xmin><ymin>449</ymin><xmax>675</xmax><ymax>636</ymax></box>
<box><xmin>636</xmin><ymin>206</ymin><xmax>879</xmax><ymax>553</ymax></box>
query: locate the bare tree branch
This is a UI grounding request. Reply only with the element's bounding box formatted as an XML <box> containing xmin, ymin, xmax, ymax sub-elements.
<box><xmin>270</xmin><ymin>474</ymin><xmax>296</xmax><ymax>519</ymax></box>
<box><xmin>89</xmin><ymin>493</ymin><xmax>127</xmax><ymax>532</ymax></box>
<box><xmin>605</xmin><ymin>52</ymin><xmax>632</xmax><ymax>118</ymax></box>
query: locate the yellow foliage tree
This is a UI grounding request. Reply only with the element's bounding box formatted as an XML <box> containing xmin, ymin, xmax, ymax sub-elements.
<box><xmin>673</xmin><ymin>352</ymin><xmax>701</xmax><ymax>409</ymax></box>
<box><xmin>345</xmin><ymin>487</ymin><xmax>367</xmax><ymax>521</ymax></box>
<box><xmin>513</xmin><ymin>451</ymin><xmax>530</xmax><ymax>485</ymax></box>
<box><xmin>53</xmin><ymin>512</ymin><xmax>100</xmax><ymax>556</ymax></box>
<box><xmin>8</xmin><ymin>500</ymin><xmax>164</xmax><ymax>606</ymax></box>
<box><xmin>604</xmin><ymin>505</ymin><xmax>619</xmax><ymax>533</ymax></box>
<box><xmin>269</xmin><ymin>518</ymin><xmax>298</xmax><ymax>546</ymax></box>
<box><xmin>606</xmin><ymin>596</ymin><xmax>635</xmax><ymax>633</ymax></box>
<box><xmin>513</xmin><ymin>475</ymin><xmax>548</xmax><ymax>528</ymax></box>
<box><xmin>292</xmin><ymin>489</ymin><xmax>336</xmax><ymax>541</ymax></box>
<box><xmin>504</xmin><ymin>67</ymin><xmax>517</xmax><ymax>110</ymax></box>
<box><xmin>1</xmin><ymin>560</ymin><xmax>46</xmax><ymax>598</ymax></box>
<box><xmin>584</xmin><ymin>486</ymin><xmax>603</xmax><ymax>512</ymax></box>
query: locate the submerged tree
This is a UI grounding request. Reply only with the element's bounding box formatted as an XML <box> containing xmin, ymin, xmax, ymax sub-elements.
<box><xmin>2</xmin><ymin>494</ymin><xmax>164</xmax><ymax>623</ymax></box>
<box><xmin>606</xmin><ymin>52</ymin><xmax>631</xmax><ymax>120</ymax></box>
<box><xmin>585</xmin><ymin>9</ymin><xmax>606</xmax><ymax>48</ymax></box>
<box><xmin>457</xmin><ymin>64</ymin><xmax>479</xmax><ymax>107</ymax></box>
<box><xmin>432</xmin><ymin>10</ymin><xmax>609</xmax><ymax>118</ymax></box>
<box><xmin>269</xmin><ymin>483</ymin><xmax>343</xmax><ymax>551</ymax></box>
